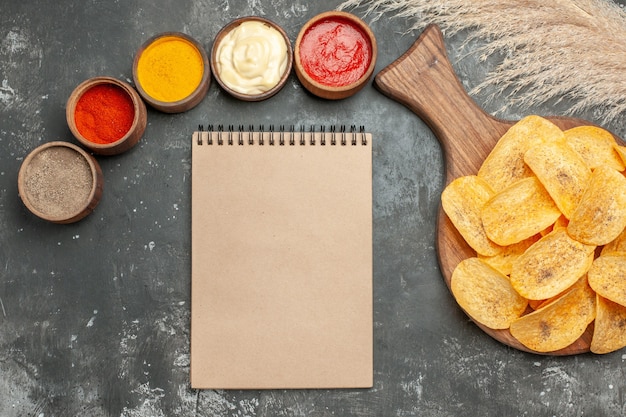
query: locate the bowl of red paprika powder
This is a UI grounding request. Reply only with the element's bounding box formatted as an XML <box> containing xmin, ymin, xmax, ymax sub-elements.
<box><xmin>294</xmin><ymin>11</ymin><xmax>377</xmax><ymax>100</ymax></box>
<box><xmin>66</xmin><ymin>76</ymin><xmax>147</xmax><ymax>155</ymax></box>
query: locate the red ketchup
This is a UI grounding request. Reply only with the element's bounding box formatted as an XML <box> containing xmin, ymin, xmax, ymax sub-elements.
<box><xmin>299</xmin><ymin>17</ymin><xmax>372</xmax><ymax>87</ymax></box>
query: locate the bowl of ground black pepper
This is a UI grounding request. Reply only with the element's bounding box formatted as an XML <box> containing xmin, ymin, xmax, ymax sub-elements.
<box><xmin>66</xmin><ymin>76</ymin><xmax>147</xmax><ymax>155</ymax></box>
<box><xmin>18</xmin><ymin>141</ymin><xmax>104</xmax><ymax>224</ymax></box>
<box><xmin>133</xmin><ymin>32</ymin><xmax>210</xmax><ymax>113</ymax></box>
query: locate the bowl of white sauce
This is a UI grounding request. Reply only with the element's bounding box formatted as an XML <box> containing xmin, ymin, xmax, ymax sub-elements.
<box><xmin>211</xmin><ymin>17</ymin><xmax>293</xmax><ymax>101</ymax></box>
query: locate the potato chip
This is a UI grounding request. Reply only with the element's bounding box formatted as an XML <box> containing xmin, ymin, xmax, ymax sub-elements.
<box><xmin>553</xmin><ymin>215</ymin><xmax>569</xmax><ymax>230</ymax></box>
<box><xmin>510</xmin><ymin>228</ymin><xmax>595</xmax><ymax>300</ymax></box>
<box><xmin>524</xmin><ymin>140</ymin><xmax>591</xmax><ymax>219</ymax></box>
<box><xmin>601</xmin><ymin>227</ymin><xmax>626</xmax><ymax>256</ymax></box>
<box><xmin>441</xmin><ymin>175</ymin><xmax>502</xmax><ymax>256</ymax></box>
<box><xmin>539</xmin><ymin>215</ymin><xmax>569</xmax><ymax>237</ymax></box>
<box><xmin>568</xmin><ymin>166</ymin><xmax>626</xmax><ymax>246</ymax></box>
<box><xmin>588</xmin><ymin>253</ymin><xmax>626</xmax><ymax>307</ymax></box>
<box><xmin>614</xmin><ymin>145</ymin><xmax>626</xmax><ymax>166</ymax></box>
<box><xmin>510</xmin><ymin>277</ymin><xmax>596</xmax><ymax>352</ymax></box>
<box><xmin>531</xmin><ymin>298</ymin><xmax>556</xmax><ymax>312</ymax></box>
<box><xmin>451</xmin><ymin>257</ymin><xmax>528</xmax><ymax>329</ymax></box>
<box><xmin>564</xmin><ymin>125</ymin><xmax>625</xmax><ymax>171</ymax></box>
<box><xmin>478</xmin><ymin>115</ymin><xmax>565</xmax><ymax>192</ymax></box>
<box><xmin>591</xmin><ymin>294</ymin><xmax>626</xmax><ymax>354</ymax></box>
<box><xmin>531</xmin><ymin>278</ymin><xmax>587</xmax><ymax>311</ymax></box>
<box><xmin>479</xmin><ymin>234</ymin><xmax>540</xmax><ymax>276</ymax></box>
<box><xmin>481</xmin><ymin>176</ymin><xmax>562</xmax><ymax>246</ymax></box>
<box><xmin>526</xmin><ymin>299</ymin><xmax>545</xmax><ymax>310</ymax></box>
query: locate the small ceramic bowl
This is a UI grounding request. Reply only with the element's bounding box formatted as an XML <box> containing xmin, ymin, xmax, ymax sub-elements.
<box><xmin>211</xmin><ymin>17</ymin><xmax>293</xmax><ymax>101</ymax></box>
<box><xmin>18</xmin><ymin>141</ymin><xmax>104</xmax><ymax>224</ymax></box>
<box><xmin>133</xmin><ymin>32</ymin><xmax>211</xmax><ymax>113</ymax></box>
<box><xmin>66</xmin><ymin>76</ymin><xmax>147</xmax><ymax>155</ymax></box>
<box><xmin>294</xmin><ymin>11</ymin><xmax>377</xmax><ymax>100</ymax></box>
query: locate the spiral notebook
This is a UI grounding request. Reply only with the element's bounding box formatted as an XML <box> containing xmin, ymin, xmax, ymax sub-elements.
<box><xmin>190</xmin><ymin>125</ymin><xmax>373</xmax><ymax>389</ymax></box>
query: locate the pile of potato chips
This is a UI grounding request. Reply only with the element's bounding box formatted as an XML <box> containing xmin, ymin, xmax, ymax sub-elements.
<box><xmin>442</xmin><ymin>115</ymin><xmax>626</xmax><ymax>354</ymax></box>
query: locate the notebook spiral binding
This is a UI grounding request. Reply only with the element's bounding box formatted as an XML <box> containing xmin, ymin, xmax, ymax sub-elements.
<box><xmin>196</xmin><ymin>124</ymin><xmax>368</xmax><ymax>146</ymax></box>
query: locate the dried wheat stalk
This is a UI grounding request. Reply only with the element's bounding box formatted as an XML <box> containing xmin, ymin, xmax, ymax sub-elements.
<box><xmin>339</xmin><ymin>0</ymin><xmax>626</xmax><ymax>123</ymax></box>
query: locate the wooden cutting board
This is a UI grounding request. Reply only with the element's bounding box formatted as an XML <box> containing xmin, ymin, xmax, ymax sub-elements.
<box><xmin>375</xmin><ymin>24</ymin><xmax>623</xmax><ymax>355</ymax></box>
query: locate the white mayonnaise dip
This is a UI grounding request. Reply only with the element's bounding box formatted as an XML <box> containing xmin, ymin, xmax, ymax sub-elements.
<box><xmin>216</xmin><ymin>21</ymin><xmax>289</xmax><ymax>95</ymax></box>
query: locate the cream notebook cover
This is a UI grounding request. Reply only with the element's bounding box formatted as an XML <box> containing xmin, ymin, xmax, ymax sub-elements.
<box><xmin>190</xmin><ymin>126</ymin><xmax>373</xmax><ymax>389</ymax></box>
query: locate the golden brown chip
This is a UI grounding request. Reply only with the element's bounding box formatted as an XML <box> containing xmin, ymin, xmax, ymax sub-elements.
<box><xmin>568</xmin><ymin>166</ymin><xmax>626</xmax><ymax>246</ymax></box>
<box><xmin>479</xmin><ymin>235</ymin><xmax>540</xmax><ymax>276</ymax></box>
<box><xmin>524</xmin><ymin>141</ymin><xmax>591</xmax><ymax>219</ymax></box>
<box><xmin>614</xmin><ymin>145</ymin><xmax>626</xmax><ymax>166</ymax></box>
<box><xmin>553</xmin><ymin>215</ymin><xmax>569</xmax><ymax>230</ymax></box>
<box><xmin>450</xmin><ymin>258</ymin><xmax>527</xmax><ymax>329</ymax></box>
<box><xmin>601</xmin><ymin>227</ymin><xmax>626</xmax><ymax>256</ymax></box>
<box><xmin>591</xmin><ymin>294</ymin><xmax>626</xmax><ymax>354</ymax></box>
<box><xmin>527</xmin><ymin>299</ymin><xmax>545</xmax><ymax>310</ymax></box>
<box><xmin>481</xmin><ymin>176</ymin><xmax>562</xmax><ymax>246</ymax></box>
<box><xmin>509</xmin><ymin>277</ymin><xmax>596</xmax><ymax>352</ymax></box>
<box><xmin>531</xmin><ymin>277</ymin><xmax>589</xmax><ymax>311</ymax></box>
<box><xmin>441</xmin><ymin>175</ymin><xmax>502</xmax><ymax>257</ymax></box>
<box><xmin>510</xmin><ymin>228</ymin><xmax>595</xmax><ymax>300</ymax></box>
<box><xmin>478</xmin><ymin>115</ymin><xmax>565</xmax><ymax>192</ymax></box>
<box><xmin>564</xmin><ymin>125</ymin><xmax>625</xmax><ymax>171</ymax></box>
<box><xmin>531</xmin><ymin>298</ymin><xmax>556</xmax><ymax>312</ymax></box>
<box><xmin>588</xmin><ymin>253</ymin><xmax>626</xmax><ymax>307</ymax></box>
<box><xmin>539</xmin><ymin>215</ymin><xmax>568</xmax><ymax>237</ymax></box>
<box><xmin>451</xmin><ymin>257</ymin><xmax>528</xmax><ymax>329</ymax></box>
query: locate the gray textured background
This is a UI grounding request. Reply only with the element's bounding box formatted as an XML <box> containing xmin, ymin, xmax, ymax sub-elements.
<box><xmin>2</xmin><ymin>0</ymin><xmax>626</xmax><ymax>416</ymax></box>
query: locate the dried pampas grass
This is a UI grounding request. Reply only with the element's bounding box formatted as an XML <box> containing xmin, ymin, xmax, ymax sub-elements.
<box><xmin>339</xmin><ymin>0</ymin><xmax>626</xmax><ymax>123</ymax></box>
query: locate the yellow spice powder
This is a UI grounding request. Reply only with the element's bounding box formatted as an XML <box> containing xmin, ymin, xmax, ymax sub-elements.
<box><xmin>137</xmin><ymin>36</ymin><xmax>204</xmax><ymax>103</ymax></box>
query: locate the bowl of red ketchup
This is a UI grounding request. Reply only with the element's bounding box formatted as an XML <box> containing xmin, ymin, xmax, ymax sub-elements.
<box><xmin>294</xmin><ymin>11</ymin><xmax>377</xmax><ymax>100</ymax></box>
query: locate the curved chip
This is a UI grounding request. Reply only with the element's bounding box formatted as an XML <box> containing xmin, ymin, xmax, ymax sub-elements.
<box><xmin>564</xmin><ymin>125</ymin><xmax>625</xmax><ymax>171</ymax></box>
<box><xmin>588</xmin><ymin>253</ymin><xmax>626</xmax><ymax>307</ymax></box>
<box><xmin>479</xmin><ymin>235</ymin><xmax>540</xmax><ymax>276</ymax></box>
<box><xmin>539</xmin><ymin>215</ymin><xmax>569</xmax><ymax>238</ymax></box>
<box><xmin>591</xmin><ymin>294</ymin><xmax>626</xmax><ymax>354</ymax></box>
<box><xmin>527</xmin><ymin>299</ymin><xmax>545</xmax><ymax>310</ymax></box>
<box><xmin>554</xmin><ymin>215</ymin><xmax>569</xmax><ymax>229</ymax></box>
<box><xmin>568</xmin><ymin>166</ymin><xmax>626</xmax><ymax>246</ymax></box>
<box><xmin>510</xmin><ymin>277</ymin><xmax>596</xmax><ymax>352</ymax></box>
<box><xmin>478</xmin><ymin>115</ymin><xmax>565</xmax><ymax>192</ymax></box>
<box><xmin>601</xmin><ymin>228</ymin><xmax>626</xmax><ymax>256</ymax></box>
<box><xmin>441</xmin><ymin>175</ymin><xmax>502</xmax><ymax>256</ymax></box>
<box><xmin>451</xmin><ymin>257</ymin><xmax>528</xmax><ymax>330</ymax></box>
<box><xmin>615</xmin><ymin>145</ymin><xmax>626</xmax><ymax>166</ymax></box>
<box><xmin>510</xmin><ymin>228</ymin><xmax>595</xmax><ymax>300</ymax></box>
<box><xmin>481</xmin><ymin>176</ymin><xmax>562</xmax><ymax>246</ymax></box>
<box><xmin>524</xmin><ymin>141</ymin><xmax>591</xmax><ymax>219</ymax></box>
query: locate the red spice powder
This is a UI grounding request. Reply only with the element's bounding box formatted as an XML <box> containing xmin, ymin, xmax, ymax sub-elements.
<box><xmin>299</xmin><ymin>17</ymin><xmax>372</xmax><ymax>87</ymax></box>
<box><xmin>74</xmin><ymin>84</ymin><xmax>135</xmax><ymax>144</ymax></box>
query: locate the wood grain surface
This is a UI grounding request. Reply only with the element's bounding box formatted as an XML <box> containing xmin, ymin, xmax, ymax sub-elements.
<box><xmin>374</xmin><ymin>24</ymin><xmax>622</xmax><ymax>355</ymax></box>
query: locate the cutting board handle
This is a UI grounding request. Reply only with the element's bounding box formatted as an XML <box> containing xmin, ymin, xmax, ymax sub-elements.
<box><xmin>375</xmin><ymin>24</ymin><xmax>512</xmax><ymax>181</ymax></box>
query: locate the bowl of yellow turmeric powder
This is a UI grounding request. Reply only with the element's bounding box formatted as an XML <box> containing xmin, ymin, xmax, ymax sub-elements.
<box><xmin>66</xmin><ymin>76</ymin><xmax>148</xmax><ymax>156</ymax></box>
<box><xmin>133</xmin><ymin>32</ymin><xmax>211</xmax><ymax>113</ymax></box>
